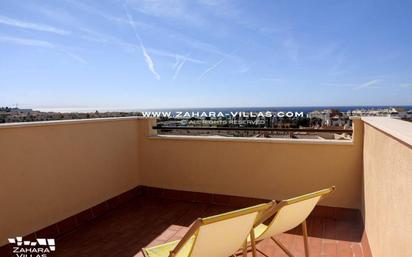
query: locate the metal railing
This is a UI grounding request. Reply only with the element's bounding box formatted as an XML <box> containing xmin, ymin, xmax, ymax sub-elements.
<box><xmin>152</xmin><ymin>126</ymin><xmax>353</xmax><ymax>134</ymax></box>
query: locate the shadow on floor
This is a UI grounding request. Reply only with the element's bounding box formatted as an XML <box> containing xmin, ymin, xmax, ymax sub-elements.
<box><xmin>54</xmin><ymin>196</ymin><xmax>365</xmax><ymax>257</ymax></box>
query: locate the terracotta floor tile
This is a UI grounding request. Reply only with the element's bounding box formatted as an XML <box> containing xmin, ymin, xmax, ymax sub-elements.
<box><xmin>337</xmin><ymin>240</ymin><xmax>353</xmax><ymax>257</ymax></box>
<box><xmin>351</xmin><ymin>243</ymin><xmax>364</xmax><ymax>257</ymax></box>
<box><xmin>322</xmin><ymin>240</ymin><xmax>337</xmax><ymax>257</ymax></box>
<box><xmin>155</xmin><ymin>229</ymin><xmax>179</xmax><ymax>241</ymax></box>
<box><xmin>50</xmin><ymin>196</ymin><xmax>366</xmax><ymax>257</ymax></box>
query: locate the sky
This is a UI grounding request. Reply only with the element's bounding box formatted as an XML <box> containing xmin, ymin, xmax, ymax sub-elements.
<box><xmin>0</xmin><ymin>0</ymin><xmax>412</xmax><ymax>110</ymax></box>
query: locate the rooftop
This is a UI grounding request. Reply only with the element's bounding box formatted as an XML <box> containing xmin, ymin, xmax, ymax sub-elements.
<box><xmin>41</xmin><ymin>193</ymin><xmax>365</xmax><ymax>257</ymax></box>
<box><xmin>0</xmin><ymin>117</ymin><xmax>411</xmax><ymax>257</ymax></box>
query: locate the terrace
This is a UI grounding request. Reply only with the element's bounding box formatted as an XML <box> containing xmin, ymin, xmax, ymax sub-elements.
<box><xmin>0</xmin><ymin>117</ymin><xmax>411</xmax><ymax>257</ymax></box>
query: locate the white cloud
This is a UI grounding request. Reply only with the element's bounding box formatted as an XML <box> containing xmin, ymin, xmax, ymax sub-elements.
<box><xmin>354</xmin><ymin>79</ymin><xmax>381</xmax><ymax>90</ymax></box>
<box><xmin>59</xmin><ymin>49</ymin><xmax>87</xmax><ymax>64</ymax></box>
<box><xmin>0</xmin><ymin>15</ymin><xmax>69</xmax><ymax>35</ymax></box>
<box><xmin>79</xmin><ymin>28</ymin><xmax>111</xmax><ymax>44</ymax></box>
<box><xmin>236</xmin><ymin>65</ymin><xmax>251</xmax><ymax>73</ymax></box>
<box><xmin>66</xmin><ymin>0</ymin><xmax>239</xmax><ymax>69</ymax></box>
<box><xmin>124</xmin><ymin>4</ymin><xmax>160</xmax><ymax>80</ymax></box>
<box><xmin>324</xmin><ymin>80</ymin><xmax>384</xmax><ymax>90</ymax></box>
<box><xmin>172</xmin><ymin>55</ymin><xmax>189</xmax><ymax>80</ymax></box>
<box><xmin>64</xmin><ymin>0</ymin><xmax>151</xmax><ymax>29</ymax></box>
<box><xmin>0</xmin><ymin>35</ymin><xmax>86</xmax><ymax>64</ymax></box>
<box><xmin>147</xmin><ymin>48</ymin><xmax>204</xmax><ymax>64</ymax></box>
<box><xmin>0</xmin><ymin>36</ymin><xmax>55</xmax><ymax>48</ymax></box>
<box><xmin>172</xmin><ymin>54</ymin><xmax>180</xmax><ymax>70</ymax></box>
<box><xmin>198</xmin><ymin>43</ymin><xmax>246</xmax><ymax>80</ymax></box>
<box><xmin>198</xmin><ymin>58</ymin><xmax>224</xmax><ymax>80</ymax></box>
<box><xmin>128</xmin><ymin>0</ymin><xmax>205</xmax><ymax>26</ymax></box>
<box><xmin>199</xmin><ymin>0</ymin><xmax>290</xmax><ymax>34</ymax></box>
<box><xmin>141</xmin><ymin>46</ymin><xmax>160</xmax><ymax>80</ymax></box>
<box><xmin>78</xmin><ymin>27</ymin><xmax>204</xmax><ymax>74</ymax></box>
<box><xmin>134</xmin><ymin>0</ymin><xmax>186</xmax><ymax>17</ymax></box>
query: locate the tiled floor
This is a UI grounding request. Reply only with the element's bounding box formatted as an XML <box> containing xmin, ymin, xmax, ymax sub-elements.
<box><xmin>55</xmin><ymin>196</ymin><xmax>366</xmax><ymax>257</ymax></box>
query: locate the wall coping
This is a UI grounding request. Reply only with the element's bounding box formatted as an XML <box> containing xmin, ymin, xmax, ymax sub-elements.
<box><xmin>362</xmin><ymin>117</ymin><xmax>412</xmax><ymax>147</ymax></box>
<box><xmin>0</xmin><ymin>117</ymin><xmax>361</xmax><ymax>146</ymax></box>
<box><xmin>147</xmin><ymin>134</ymin><xmax>355</xmax><ymax>145</ymax></box>
<box><xmin>0</xmin><ymin>116</ymin><xmax>149</xmax><ymax>129</ymax></box>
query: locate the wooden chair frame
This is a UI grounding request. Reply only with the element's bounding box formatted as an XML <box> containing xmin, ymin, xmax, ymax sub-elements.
<box><xmin>243</xmin><ymin>186</ymin><xmax>335</xmax><ymax>257</ymax></box>
<box><xmin>142</xmin><ymin>203</ymin><xmax>272</xmax><ymax>257</ymax></box>
<box><xmin>142</xmin><ymin>187</ymin><xmax>334</xmax><ymax>257</ymax></box>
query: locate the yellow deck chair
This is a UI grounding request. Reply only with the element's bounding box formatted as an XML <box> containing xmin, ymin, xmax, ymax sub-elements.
<box><xmin>248</xmin><ymin>187</ymin><xmax>335</xmax><ymax>257</ymax></box>
<box><xmin>142</xmin><ymin>202</ymin><xmax>273</xmax><ymax>257</ymax></box>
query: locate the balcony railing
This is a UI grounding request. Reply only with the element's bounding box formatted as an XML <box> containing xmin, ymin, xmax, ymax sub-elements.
<box><xmin>153</xmin><ymin>125</ymin><xmax>353</xmax><ymax>139</ymax></box>
<box><xmin>153</xmin><ymin>125</ymin><xmax>353</xmax><ymax>134</ymax></box>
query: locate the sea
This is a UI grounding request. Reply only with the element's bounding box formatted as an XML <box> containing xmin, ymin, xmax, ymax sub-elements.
<box><xmin>144</xmin><ymin>105</ymin><xmax>412</xmax><ymax>115</ymax></box>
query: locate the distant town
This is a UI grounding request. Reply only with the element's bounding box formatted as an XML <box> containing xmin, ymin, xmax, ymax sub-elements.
<box><xmin>0</xmin><ymin>107</ymin><xmax>142</xmax><ymax>123</ymax></box>
<box><xmin>154</xmin><ymin>106</ymin><xmax>412</xmax><ymax>140</ymax></box>
<box><xmin>1</xmin><ymin>106</ymin><xmax>411</xmax><ymax>140</ymax></box>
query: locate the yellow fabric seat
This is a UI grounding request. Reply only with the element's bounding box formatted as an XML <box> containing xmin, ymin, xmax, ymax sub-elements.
<box><xmin>142</xmin><ymin>203</ymin><xmax>271</xmax><ymax>257</ymax></box>
<box><xmin>247</xmin><ymin>223</ymin><xmax>268</xmax><ymax>242</ymax></box>
<box><xmin>145</xmin><ymin>237</ymin><xmax>195</xmax><ymax>257</ymax></box>
<box><xmin>247</xmin><ymin>187</ymin><xmax>335</xmax><ymax>257</ymax></box>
